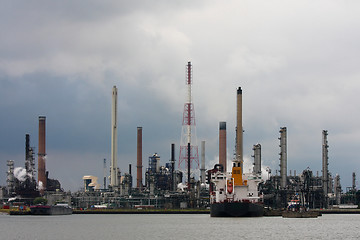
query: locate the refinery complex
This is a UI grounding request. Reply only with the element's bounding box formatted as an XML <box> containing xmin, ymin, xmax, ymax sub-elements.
<box><xmin>1</xmin><ymin>62</ymin><xmax>359</xmax><ymax>211</ymax></box>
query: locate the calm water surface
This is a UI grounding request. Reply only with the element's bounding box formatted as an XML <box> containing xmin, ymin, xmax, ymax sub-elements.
<box><xmin>1</xmin><ymin>213</ymin><xmax>360</xmax><ymax>240</ymax></box>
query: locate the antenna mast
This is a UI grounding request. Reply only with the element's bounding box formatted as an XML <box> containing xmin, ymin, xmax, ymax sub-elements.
<box><xmin>179</xmin><ymin>62</ymin><xmax>199</xmax><ymax>178</ymax></box>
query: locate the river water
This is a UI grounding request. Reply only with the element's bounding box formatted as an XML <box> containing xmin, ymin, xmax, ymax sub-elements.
<box><xmin>1</xmin><ymin>213</ymin><xmax>360</xmax><ymax>240</ymax></box>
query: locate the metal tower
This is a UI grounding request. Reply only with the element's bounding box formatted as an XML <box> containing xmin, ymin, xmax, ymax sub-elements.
<box><xmin>178</xmin><ymin>61</ymin><xmax>199</xmax><ymax>178</ymax></box>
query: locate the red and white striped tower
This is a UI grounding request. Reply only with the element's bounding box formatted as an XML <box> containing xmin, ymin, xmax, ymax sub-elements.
<box><xmin>179</xmin><ymin>61</ymin><xmax>199</xmax><ymax>179</ymax></box>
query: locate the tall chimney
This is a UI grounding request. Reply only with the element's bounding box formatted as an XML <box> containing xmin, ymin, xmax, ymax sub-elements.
<box><xmin>110</xmin><ymin>86</ymin><xmax>118</xmax><ymax>187</ymax></box>
<box><xmin>137</xmin><ymin>127</ymin><xmax>143</xmax><ymax>190</ymax></box>
<box><xmin>38</xmin><ymin>116</ymin><xmax>47</xmax><ymax>192</ymax></box>
<box><xmin>219</xmin><ymin>122</ymin><xmax>227</xmax><ymax>172</ymax></box>
<box><xmin>236</xmin><ymin>87</ymin><xmax>243</xmax><ymax>168</ymax></box>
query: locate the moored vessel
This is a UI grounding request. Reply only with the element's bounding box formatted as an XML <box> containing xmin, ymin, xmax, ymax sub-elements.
<box><xmin>30</xmin><ymin>204</ymin><xmax>72</xmax><ymax>215</ymax></box>
<box><xmin>209</xmin><ymin>164</ymin><xmax>264</xmax><ymax>217</ymax></box>
<box><xmin>282</xmin><ymin>211</ymin><xmax>319</xmax><ymax>218</ymax></box>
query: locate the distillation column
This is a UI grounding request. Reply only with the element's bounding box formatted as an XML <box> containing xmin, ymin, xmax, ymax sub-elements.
<box><xmin>334</xmin><ymin>174</ymin><xmax>341</xmax><ymax>205</ymax></box>
<box><xmin>322</xmin><ymin>130</ymin><xmax>329</xmax><ymax>202</ymax></box>
<box><xmin>25</xmin><ymin>134</ymin><xmax>36</xmax><ymax>181</ymax></box>
<box><xmin>7</xmin><ymin>160</ymin><xmax>14</xmax><ymax>195</ymax></box>
<box><xmin>279</xmin><ymin>127</ymin><xmax>287</xmax><ymax>189</ymax></box>
<box><xmin>252</xmin><ymin>143</ymin><xmax>261</xmax><ymax>175</ymax></box>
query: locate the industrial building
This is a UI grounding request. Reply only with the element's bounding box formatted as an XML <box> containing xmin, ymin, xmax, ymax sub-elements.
<box><xmin>2</xmin><ymin>117</ymin><xmax>70</xmax><ymax>206</ymax></box>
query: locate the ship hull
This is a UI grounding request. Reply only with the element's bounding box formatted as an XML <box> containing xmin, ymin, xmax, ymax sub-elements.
<box><xmin>210</xmin><ymin>202</ymin><xmax>263</xmax><ymax>217</ymax></box>
<box><xmin>30</xmin><ymin>205</ymin><xmax>72</xmax><ymax>215</ymax></box>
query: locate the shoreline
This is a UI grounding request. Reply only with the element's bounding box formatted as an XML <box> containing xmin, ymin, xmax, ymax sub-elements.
<box><xmin>4</xmin><ymin>208</ymin><xmax>360</xmax><ymax>215</ymax></box>
<box><xmin>73</xmin><ymin>209</ymin><xmax>210</xmax><ymax>214</ymax></box>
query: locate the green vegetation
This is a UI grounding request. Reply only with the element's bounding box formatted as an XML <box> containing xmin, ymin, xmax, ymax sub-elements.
<box><xmin>33</xmin><ymin>197</ymin><xmax>48</xmax><ymax>205</ymax></box>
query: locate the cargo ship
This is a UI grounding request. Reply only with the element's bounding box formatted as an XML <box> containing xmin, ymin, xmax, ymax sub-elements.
<box><xmin>209</xmin><ymin>164</ymin><xmax>263</xmax><ymax>217</ymax></box>
<box><xmin>30</xmin><ymin>204</ymin><xmax>72</xmax><ymax>215</ymax></box>
<box><xmin>209</xmin><ymin>87</ymin><xmax>263</xmax><ymax>217</ymax></box>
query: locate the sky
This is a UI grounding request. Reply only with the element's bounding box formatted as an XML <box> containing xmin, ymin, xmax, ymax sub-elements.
<box><xmin>1</xmin><ymin>0</ymin><xmax>360</xmax><ymax>192</ymax></box>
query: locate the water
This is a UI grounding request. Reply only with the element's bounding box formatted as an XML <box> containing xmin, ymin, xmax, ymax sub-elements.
<box><xmin>1</xmin><ymin>213</ymin><xmax>360</xmax><ymax>240</ymax></box>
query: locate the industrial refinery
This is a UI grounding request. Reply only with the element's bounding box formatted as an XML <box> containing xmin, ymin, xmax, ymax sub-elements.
<box><xmin>1</xmin><ymin>62</ymin><xmax>360</xmax><ymax>212</ymax></box>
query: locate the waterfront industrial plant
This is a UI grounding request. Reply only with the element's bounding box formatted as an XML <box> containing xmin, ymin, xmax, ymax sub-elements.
<box><xmin>1</xmin><ymin>62</ymin><xmax>360</xmax><ymax>211</ymax></box>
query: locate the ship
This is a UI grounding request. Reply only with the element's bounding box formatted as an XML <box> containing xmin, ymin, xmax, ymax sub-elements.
<box><xmin>282</xmin><ymin>194</ymin><xmax>320</xmax><ymax>218</ymax></box>
<box><xmin>209</xmin><ymin>87</ymin><xmax>263</xmax><ymax>217</ymax></box>
<box><xmin>30</xmin><ymin>203</ymin><xmax>72</xmax><ymax>215</ymax></box>
<box><xmin>209</xmin><ymin>164</ymin><xmax>264</xmax><ymax>217</ymax></box>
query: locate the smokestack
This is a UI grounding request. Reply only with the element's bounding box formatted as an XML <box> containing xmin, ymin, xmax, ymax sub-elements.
<box><xmin>232</xmin><ymin>87</ymin><xmax>245</xmax><ymax>187</ymax></box>
<box><xmin>38</xmin><ymin>116</ymin><xmax>47</xmax><ymax>193</ymax></box>
<box><xmin>219</xmin><ymin>122</ymin><xmax>227</xmax><ymax>172</ymax></box>
<box><xmin>279</xmin><ymin>127</ymin><xmax>287</xmax><ymax>189</ymax></box>
<box><xmin>110</xmin><ymin>86</ymin><xmax>118</xmax><ymax>187</ymax></box>
<box><xmin>137</xmin><ymin>127</ymin><xmax>143</xmax><ymax>190</ymax></box>
<box><xmin>200</xmin><ymin>141</ymin><xmax>206</xmax><ymax>184</ymax></box>
<box><xmin>236</xmin><ymin>87</ymin><xmax>243</xmax><ymax>168</ymax></box>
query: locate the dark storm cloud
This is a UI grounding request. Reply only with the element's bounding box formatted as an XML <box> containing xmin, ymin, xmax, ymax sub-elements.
<box><xmin>1</xmin><ymin>0</ymin><xmax>360</xmax><ymax>190</ymax></box>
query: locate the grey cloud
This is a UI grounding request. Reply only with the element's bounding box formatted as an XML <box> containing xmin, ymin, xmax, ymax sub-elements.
<box><xmin>1</xmin><ymin>1</ymin><xmax>360</xmax><ymax>190</ymax></box>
